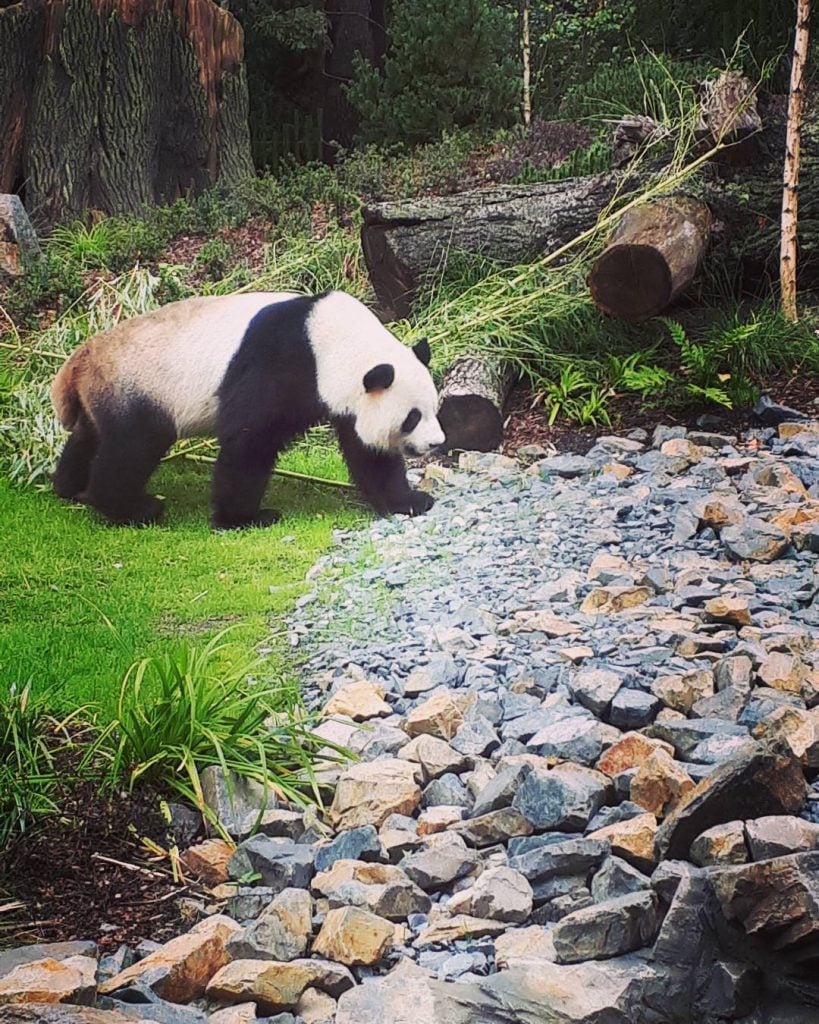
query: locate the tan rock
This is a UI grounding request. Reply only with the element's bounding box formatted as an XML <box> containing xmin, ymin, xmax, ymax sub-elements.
<box><xmin>312</xmin><ymin>907</ymin><xmax>396</xmax><ymax>966</ymax></box>
<box><xmin>689</xmin><ymin>821</ymin><xmax>748</xmax><ymax>866</ymax></box>
<box><xmin>416</xmin><ymin>805</ymin><xmax>464</xmax><ymax>836</ymax></box>
<box><xmin>0</xmin><ymin>956</ymin><xmax>97</xmax><ymax>1006</ymax></box>
<box><xmin>602</xmin><ymin>462</ymin><xmax>633</xmax><ymax>480</ymax></box>
<box><xmin>779</xmin><ymin>420</ymin><xmax>819</xmax><ymax>439</ymax></box>
<box><xmin>324</xmin><ymin>681</ymin><xmax>391</xmax><ymax>721</ymax></box>
<box><xmin>296</xmin><ymin>986</ymin><xmax>338</xmax><ymax>1024</ymax></box>
<box><xmin>208</xmin><ymin>1003</ymin><xmax>259</xmax><ymax>1024</ymax></box>
<box><xmin>655</xmin><ymin>708</ymin><xmax>687</xmax><ymax>723</ymax></box>
<box><xmin>312</xmin><ymin>859</ymin><xmax>409</xmax><ymax>894</ymax></box>
<box><xmin>630</xmin><ymin>749</ymin><xmax>694</xmax><ymax>818</ymax></box>
<box><xmin>329</xmin><ymin>759</ymin><xmax>421</xmax><ymax>830</ymax></box>
<box><xmin>692</xmin><ymin>494</ymin><xmax>744</xmax><ymax>530</ymax></box>
<box><xmin>206</xmin><ymin>958</ymin><xmax>354</xmax><ymax>1013</ymax></box>
<box><xmin>596</xmin><ymin>732</ymin><xmax>674</xmax><ymax>776</ymax></box>
<box><xmin>404</xmin><ymin>691</ymin><xmax>465</xmax><ymax>740</ymax></box>
<box><xmin>587</xmin><ymin>813</ymin><xmax>658</xmax><ymax>872</ymax></box>
<box><xmin>181</xmin><ymin>838</ymin><xmax>235</xmax><ymax>887</ymax></box>
<box><xmin>703</xmin><ymin>596</ymin><xmax>752</xmax><ymax>628</ymax></box>
<box><xmin>505</xmin><ymin>611</ymin><xmax>581</xmax><ymax>637</ymax></box>
<box><xmin>580</xmin><ymin>587</ymin><xmax>652</xmax><ymax>615</ymax></box>
<box><xmin>651</xmin><ymin>670</ymin><xmax>714</xmax><ymax>713</ymax></box>
<box><xmin>413</xmin><ymin>915</ymin><xmax>507</xmax><ymax>948</ymax></box>
<box><xmin>587</xmin><ymin>553</ymin><xmax>630</xmax><ymax>582</ymax></box>
<box><xmin>754</xmin><ymin>463</ymin><xmax>807</xmax><ymax>496</ymax></box>
<box><xmin>227</xmin><ymin>888</ymin><xmax>313</xmax><ymax>962</ymax></box>
<box><xmin>397</xmin><ymin>734</ymin><xmax>467</xmax><ymax>780</ymax></box>
<box><xmin>558</xmin><ymin>645</ymin><xmax>594</xmax><ymax>663</ymax></box>
<box><xmin>758</xmin><ymin>651</ymin><xmax>805</xmax><ymax>695</ymax></box>
<box><xmin>661</xmin><ymin>438</ymin><xmax>703</xmax><ymax>463</ymax></box>
<box><xmin>753</xmin><ymin>705</ymin><xmax>819</xmax><ymax>768</ymax></box>
<box><xmin>770</xmin><ymin>501</ymin><xmax>819</xmax><ymax>535</ymax></box>
<box><xmin>494</xmin><ymin>925</ymin><xmax>557</xmax><ymax>969</ymax></box>
<box><xmin>98</xmin><ymin>914</ymin><xmax>239</xmax><ymax>1002</ymax></box>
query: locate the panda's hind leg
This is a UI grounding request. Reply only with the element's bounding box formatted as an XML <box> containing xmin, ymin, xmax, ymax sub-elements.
<box><xmin>53</xmin><ymin>412</ymin><xmax>98</xmax><ymax>500</ymax></box>
<box><xmin>83</xmin><ymin>399</ymin><xmax>176</xmax><ymax>525</ymax></box>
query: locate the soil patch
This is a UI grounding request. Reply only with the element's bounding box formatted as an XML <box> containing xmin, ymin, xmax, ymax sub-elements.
<box><xmin>1</xmin><ymin>781</ymin><xmax>195</xmax><ymax>954</ymax></box>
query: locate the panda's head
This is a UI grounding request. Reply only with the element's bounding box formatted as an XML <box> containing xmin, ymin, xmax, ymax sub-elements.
<box><xmin>356</xmin><ymin>338</ymin><xmax>445</xmax><ymax>456</ymax></box>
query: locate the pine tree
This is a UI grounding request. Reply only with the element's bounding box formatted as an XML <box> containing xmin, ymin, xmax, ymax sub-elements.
<box><xmin>346</xmin><ymin>0</ymin><xmax>518</xmax><ymax>146</ymax></box>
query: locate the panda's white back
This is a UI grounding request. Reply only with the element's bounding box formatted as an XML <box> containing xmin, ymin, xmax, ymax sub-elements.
<box><xmin>94</xmin><ymin>292</ymin><xmax>298</xmax><ymax>435</ymax></box>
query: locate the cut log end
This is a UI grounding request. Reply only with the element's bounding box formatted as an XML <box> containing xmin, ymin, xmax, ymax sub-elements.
<box><xmin>438</xmin><ymin>395</ymin><xmax>505</xmax><ymax>453</ymax></box>
<box><xmin>588</xmin><ymin>243</ymin><xmax>673</xmax><ymax>321</ymax></box>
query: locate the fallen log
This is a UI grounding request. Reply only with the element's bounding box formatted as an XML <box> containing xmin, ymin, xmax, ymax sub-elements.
<box><xmin>587</xmin><ymin>196</ymin><xmax>712</xmax><ymax>321</ymax></box>
<box><xmin>361</xmin><ymin>176</ymin><xmax>620</xmax><ymax>319</ymax></box>
<box><xmin>437</xmin><ymin>355</ymin><xmax>518</xmax><ymax>453</ymax></box>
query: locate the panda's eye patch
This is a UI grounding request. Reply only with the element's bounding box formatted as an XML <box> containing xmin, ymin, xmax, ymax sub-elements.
<box><xmin>401</xmin><ymin>408</ymin><xmax>422</xmax><ymax>434</ymax></box>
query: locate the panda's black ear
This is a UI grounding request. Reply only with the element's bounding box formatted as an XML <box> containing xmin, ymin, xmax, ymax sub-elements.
<box><xmin>413</xmin><ymin>337</ymin><xmax>431</xmax><ymax>366</ymax></box>
<box><xmin>363</xmin><ymin>363</ymin><xmax>395</xmax><ymax>393</ymax></box>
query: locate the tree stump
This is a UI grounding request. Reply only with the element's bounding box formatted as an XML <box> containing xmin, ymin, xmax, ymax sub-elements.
<box><xmin>587</xmin><ymin>197</ymin><xmax>712</xmax><ymax>321</ymax></box>
<box><xmin>437</xmin><ymin>355</ymin><xmax>518</xmax><ymax>453</ymax></box>
<box><xmin>0</xmin><ymin>0</ymin><xmax>254</xmax><ymax>224</ymax></box>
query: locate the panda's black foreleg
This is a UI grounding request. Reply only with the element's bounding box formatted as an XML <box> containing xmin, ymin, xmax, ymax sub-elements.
<box><xmin>83</xmin><ymin>402</ymin><xmax>175</xmax><ymax>525</ymax></box>
<box><xmin>53</xmin><ymin>412</ymin><xmax>98</xmax><ymax>500</ymax></box>
<box><xmin>211</xmin><ymin>432</ymin><xmax>281</xmax><ymax>530</ymax></box>
<box><xmin>334</xmin><ymin>419</ymin><xmax>434</xmax><ymax>516</ymax></box>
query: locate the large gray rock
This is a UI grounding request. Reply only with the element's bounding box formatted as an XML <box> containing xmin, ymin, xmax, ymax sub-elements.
<box><xmin>200</xmin><ymin>766</ymin><xmax>280</xmax><ymax>839</ymax></box>
<box><xmin>744</xmin><ymin>815</ymin><xmax>819</xmax><ymax>860</ymax></box>
<box><xmin>400</xmin><ymin>834</ymin><xmax>480</xmax><ymax>892</ymax></box>
<box><xmin>509</xmin><ymin>835</ymin><xmax>610</xmax><ymax>883</ymax></box>
<box><xmin>226</xmin><ymin>888</ymin><xmax>313</xmax><ymax>961</ymax></box>
<box><xmin>654</xmin><ymin>745</ymin><xmax>806</xmax><ymax>860</ymax></box>
<box><xmin>314</xmin><ymin>826</ymin><xmax>383</xmax><ymax>872</ymax></box>
<box><xmin>228</xmin><ymin>836</ymin><xmax>315</xmax><ymax>891</ymax></box>
<box><xmin>512</xmin><ymin>765</ymin><xmax>608</xmax><ymax>831</ymax></box>
<box><xmin>590</xmin><ymin>856</ymin><xmax>651</xmax><ymax>902</ymax></box>
<box><xmin>552</xmin><ymin>892</ymin><xmax>660</xmax><ymax>963</ymax></box>
<box><xmin>335</xmin><ymin>957</ymin><xmax>672</xmax><ymax>1024</ymax></box>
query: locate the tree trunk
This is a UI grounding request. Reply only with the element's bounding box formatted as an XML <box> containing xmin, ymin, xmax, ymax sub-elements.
<box><xmin>587</xmin><ymin>197</ymin><xmax>712</xmax><ymax>321</ymax></box>
<box><xmin>437</xmin><ymin>356</ymin><xmax>518</xmax><ymax>453</ymax></box>
<box><xmin>520</xmin><ymin>0</ymin><xmax>531</xmax><ymax>129</ymax></box>
<box><xmin>361</xmin><ymin>176</ymin><xmax>620</xmax><ymax>319</ymax></box>
<box><xmin>0</xmin><ymin>0</ymin><xmax>253</xmax><ymax>225</ymax></box>
<box><xmin>780</xmin><ymin>0</ymin><xmax>811</xmax><ymax>322</ymax></box>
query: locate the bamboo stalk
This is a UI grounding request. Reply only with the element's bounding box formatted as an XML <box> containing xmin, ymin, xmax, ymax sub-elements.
<box><xmin>780</xmin><ymin>0</ymin><xmax>811</xmax><ymax>322</ymax></box>
<box><xmin>181</xmin><ymin>452</ymin><xmax>354</xmax><ymax>490</ymax></box>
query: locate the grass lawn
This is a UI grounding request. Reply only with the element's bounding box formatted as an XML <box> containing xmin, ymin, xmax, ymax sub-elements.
<box><xmin>0</xmin><ymin>433</ymin><xmax>366</xmax><ymax>718</ymax></box>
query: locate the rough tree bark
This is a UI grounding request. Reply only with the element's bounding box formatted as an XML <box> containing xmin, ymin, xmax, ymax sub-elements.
<box><xmin>588</xmin><ymin>197</ymin><xmax>712</xmax><ymax>321</ymax></box>
<box><xmin>437</xmin><ymin>356</ymin><xmax>519</xmax><ymax>453</ymax></box>
<box><xmin>0</xmin><ymin>0</ymin><xmax>254</xmax><ymax>224</ymax></box>
<box><xmin>361</xmin><ymin>176</ymin><xmax>620</xmax><ymax>319</ymax></box>
<box><xmin>699</xmin><ymin>70</ymin><xmax>762</xmax><ymax>166</ymax></box>
<box><xmin>780</xmin><ymin>0</ymin><xmax>811</xmax><ymax>322</ymax></box>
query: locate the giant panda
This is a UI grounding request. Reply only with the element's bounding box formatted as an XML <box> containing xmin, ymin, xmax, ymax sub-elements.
<box><xmin>50</xmin><ymin>290</ymin><xmax>445</xmax><ymax>528</ymax></box>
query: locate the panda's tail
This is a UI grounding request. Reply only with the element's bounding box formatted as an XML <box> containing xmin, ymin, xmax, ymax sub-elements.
<box><xmin>51</xmin><ymin>350</ymin><xmax>86</xmax><ymax>430</ymax></box>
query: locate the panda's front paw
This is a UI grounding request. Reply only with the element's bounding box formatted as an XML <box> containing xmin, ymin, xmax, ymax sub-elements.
<box><xmin>393</xmin><ymin>489</ymin><xmax>435</xmax><ymax>516</ymax></box>
<box><xmin>213</xmin><ymin>507</ymin><xmax>281</xmax><ymax>530</ymax></box>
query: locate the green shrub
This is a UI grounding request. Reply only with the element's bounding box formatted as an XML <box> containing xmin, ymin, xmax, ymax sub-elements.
<box><xmin>105</xmin><ymin>631</ymin><xmax>345</xmax><ymax>819</ymax></box>
<box><xmin>0</xmin><ymin>684</ymin><xmax>66</xmax><ymax>848</ymax></box>
<box><xmin>196</xmin><ymin>238</ymin><xmax>236</xmax><ymax>280</ymax></box>
<box><xmin>346</xmin><ymin>0</ymin><xmax>519</xmax><ymax>146</ymax></box>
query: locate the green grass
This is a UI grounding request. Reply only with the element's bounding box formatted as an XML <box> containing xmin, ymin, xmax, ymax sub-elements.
<box><xmin>0</xmin><ymin>439</ymin><xmax>365</xmax><ymax>718</ymax></box>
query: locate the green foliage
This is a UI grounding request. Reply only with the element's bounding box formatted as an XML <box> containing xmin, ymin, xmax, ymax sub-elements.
<box><xmin>346</xmin><ymin>0</ymin><xmax>519</xmax><ymax>146</ymax></box>
<box><xmin>529</xmin><ymin>0</ymin><xmax>639</xmax><ymax>113</ymax></box>
<box><xmin>560</xmin><ymin>52</ymin><xmax>712</xmax><ymax>122</ymax></box>
<box><xmin>0</xmin><ymin>684</ymin><xmax>66</xmax><ymax>848</ymax></box>
<box><xmin>106</xmin><ymin>631</ymin><xmax>340</xmax><ymax>814</ymax></box>
<box><xmin>196</xmin><ymin>238</ymin><xmax>236</xmax><ymax>280</ymax></box>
